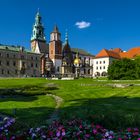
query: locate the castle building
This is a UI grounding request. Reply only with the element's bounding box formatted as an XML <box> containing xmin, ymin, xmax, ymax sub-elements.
<box><xmin>30</xmin><ymin>11</ymin><xmax>94</xmax><ymax>78</ymax></box>
<box><xmin>0</xmin><ymin>10</ymin><xmax>94</xmax><ymax>78</ymax></box>
<box><xmin>0</xmin><ymin>45</ymin><xmax>40</xmax><ymax>77</ymax></box>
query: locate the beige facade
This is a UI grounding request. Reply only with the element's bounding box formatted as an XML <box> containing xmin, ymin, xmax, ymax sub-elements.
<box><xmin>0</xmin><ymin>45</ymin><xmax>41</xmax><ymax>77</ymax></box>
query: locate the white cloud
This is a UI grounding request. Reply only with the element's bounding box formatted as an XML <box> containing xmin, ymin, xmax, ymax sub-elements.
<box><xmin>75</xmin><ymin>21</ymin><xmax>91</xmax><ymax>29</ymax></box>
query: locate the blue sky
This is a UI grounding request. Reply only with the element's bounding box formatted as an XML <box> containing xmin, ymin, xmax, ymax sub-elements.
<box><xmin>0</xmin><ymin>0</ymin><xmax>140</xmax><ymax>55</ymax></box>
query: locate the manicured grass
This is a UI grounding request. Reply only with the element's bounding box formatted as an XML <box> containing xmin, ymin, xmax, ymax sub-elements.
<box><xmin>50</xmin><ymin>79</ymin><xmax>140</xmax><ymax>129</ymax></box>
<box><xmin>0</xmin><ymin>95</ymin><xmax>55</xmax><ymax>129</ymax></box>
<box><xmin>0</xmin><ymin>78</ymin><xmax>140</xmax><ymax>130</ymax></box>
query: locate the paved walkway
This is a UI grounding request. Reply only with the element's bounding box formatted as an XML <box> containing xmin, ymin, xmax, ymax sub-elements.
<box><xmin>46</xmin><ymin>94</ymin><xmax>63</xmax><ymax>123</ymax></box>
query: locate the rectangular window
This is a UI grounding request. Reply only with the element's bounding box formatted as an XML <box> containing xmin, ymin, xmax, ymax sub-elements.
<box><xmin>21</xmin><ymin>55</ymin><xmax>24</xmax><ymax>59</ymax></box>
<box><xmin>7</xmin><ymin>70</ymin><xmax>10</xmax><ymax>74</ymax></box>
<box><xmin>100</xmin><ymin>61</ymin><xmax>102</xmax><ymax>64</ymax></box>
<box><xmin>100</xmin><ymin>67</ymin><xmax>102</xmax><ymax>70</ymax></box>
<box><xmin>7</xmin><ymin>61</ymin><xmax>9</xmax><ymax>66</ymax></box>
<box><xmin>57</xmin><ymin>67</ymin><xmax>59</xmax><ymax>72</ymax></box>
<box><xmin>103</xmin><ymin>61</ymin><xmax>105</xmax><ymax>64</ymax></box>
<box><xmin>96</xmin><ymin>61</ymin><xmax>98</xmax><ymax>64</ymax></box>
<box><xmin>36</xmin><ymin>63</ymin><xmax>38</xmax><ymax>68</ymax></box>
<box><xmin>13</xmin><ymin>54</ymin><xmax>16</xmax><ymax>58</ymax></box>
<box><xmin>31</xmin><ymin>56</ymin><xmax>33</xmax><ymax>60</ymax></box>
<box><xmin>15</xmin><ymin>70</ymin><xmax>18</xmax><ymax>74</ymax></box>
<box><xmin>7</xmin><ymin>54</ymin><xmax>9</xmax><ymax>58</ymax></box>
<box><xmin>22</xmin><ymin>62</ymin><xmax>25</xmax><ymax>67</ymax></box>
<box><xmin>96</xmin><ymin>67</ymin><xmax>98</xmax><ymax>70</ymax></box>
<box><xmin>31</xmin><ymin>63</ymin><xmax>33</xmax><ymax>67</ymax></box>
<box><xmin>103</xmin><ymin>66</ymin><xmax>105</xmax><ymax>69</ymax></box>
<box><xmin>2</xmin><ymin>69</ymin><xmax>4</xmax><ymax>74</ymax></box>
<box><xmin>13</xmin><ymin>61</ymin><xmax>16</xmax><ymax>66</ymax></box>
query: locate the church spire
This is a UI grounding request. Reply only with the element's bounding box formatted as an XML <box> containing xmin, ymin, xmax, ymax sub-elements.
<box><xmin>31</xmin><ymin>10</ymin><xmax>46</xmax><ymax>42</ymax></box>
<box><xmin>65</xmin><ymin>29</ymin><xmax>69</xmax><ymax>44</ymax></box>
<box><xmin>53</xmin><ymin>25</ymin><xmax>59</xmax><ymax>33</ymax></box>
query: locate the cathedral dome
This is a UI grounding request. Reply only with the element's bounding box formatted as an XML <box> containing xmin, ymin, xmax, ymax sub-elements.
<box><xmin>74</xmin><ymin>58</ymin><xmax>81</xmax><ymax>65</ymax></box>
<box><xmin>74</xmin><ymin>52</ymin><xmax>81</xmax><ymax>66</ymax></box>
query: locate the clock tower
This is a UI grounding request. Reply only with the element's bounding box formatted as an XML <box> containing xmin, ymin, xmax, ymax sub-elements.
<box><xmin>31</xmin><ymin>10</ymin><xmax>48</xmax><ymax>54</ymax></box>
<box><xmin>49</xmin><ymin>25</ymin><xmax>62</xmax><ymax>73</ymax></box>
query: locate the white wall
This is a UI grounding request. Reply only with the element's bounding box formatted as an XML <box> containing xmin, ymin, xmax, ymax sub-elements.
<box><xmin>92</xmin><ymin>57</ymin><xmax>109</xmax><ymax>77</ymax></box>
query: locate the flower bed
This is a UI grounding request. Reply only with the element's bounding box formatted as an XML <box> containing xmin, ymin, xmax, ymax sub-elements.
<box><xmin>0</xmin><ymin>118</ymin><xmax>140</xmax><ymax>140</ymax></box>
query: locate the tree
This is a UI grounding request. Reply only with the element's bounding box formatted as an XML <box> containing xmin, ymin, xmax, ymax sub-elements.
<box><xmin>108</xmin><ymin>58</ymin><xmax>137</xmax><ymax>80</ymax></box>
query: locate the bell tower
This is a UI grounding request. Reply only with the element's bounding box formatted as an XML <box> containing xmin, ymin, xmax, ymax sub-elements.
<box><xmin>49</xmin><ymin>25</ymin><xmax>62</xmax><ymax>73</ymax></box>
<box><xmin>31</xmin><ymin>10</ymin><xmax>48</xmax><ymax>54</ymax></box>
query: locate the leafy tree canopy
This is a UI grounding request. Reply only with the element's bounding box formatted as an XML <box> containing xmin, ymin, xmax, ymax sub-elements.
<box><xmin>108</xmin><ymin>57</ymin><xmax>140</xmax><ymax>80</ymax></box>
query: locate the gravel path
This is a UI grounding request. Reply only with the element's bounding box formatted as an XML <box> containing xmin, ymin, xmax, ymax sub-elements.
<box><xmin>46</xmin><ymin>94</ymin><xmax>63</xmax><ymax>123</ymax></box>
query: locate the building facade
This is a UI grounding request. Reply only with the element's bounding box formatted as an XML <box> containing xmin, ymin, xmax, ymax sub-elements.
<box><xmin>92</xmin><ymin>47</ymin><xmax>140</xmax><ymax>77</ymax></box>
<box><xmin>0</xmin><ymin>45</ymin><xmax>40</xmax><ymax>77</ymax></box>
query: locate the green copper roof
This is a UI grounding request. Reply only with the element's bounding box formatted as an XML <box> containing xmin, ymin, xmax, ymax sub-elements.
<box><xmin>0</xmin><ymin>44</ymin><xmax>39</xmax><ymax>54</ymax></box>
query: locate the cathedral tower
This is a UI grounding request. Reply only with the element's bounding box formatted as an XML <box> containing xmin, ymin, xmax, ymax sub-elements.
<box><xmin>49</xmin><ymin>25</ymin><xmax>62</xmax><ymax>73</ymax></box>
<box><xmin>31</xmin><ymin>10</ymin><xmax>48</xmax><ymax>54</ymax></box>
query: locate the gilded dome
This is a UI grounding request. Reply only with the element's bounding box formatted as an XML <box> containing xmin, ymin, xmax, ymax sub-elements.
<box><xmin>74</xmin><ymin>58</ymin><xmax>81</xmax><ymax>65</ymax></box>
<box><xmin>74</xmin><ymin>52</ymin><xmax>81</xmax><ymax>65</ymax></box>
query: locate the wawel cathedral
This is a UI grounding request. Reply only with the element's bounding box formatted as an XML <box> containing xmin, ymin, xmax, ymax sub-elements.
<box><xmin>0</xmin><ymin>11</ymin><xmax>93</xmax><ymax>78</ymax></box>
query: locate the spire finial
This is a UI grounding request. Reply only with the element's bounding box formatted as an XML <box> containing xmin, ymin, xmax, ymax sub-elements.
<box><xmin>65</xmin><ymin>29</ymin><xmax>68</xmax><ymax>43</ymax></box>
<box><xmin>76</xmin><ymin>49</ymin><xmax>79</xmax><ymax>58</ymax></box>
<box><xmin>53</xmin><ymin>24</ymin><xmax>59</xmax><ymax>32</ymax></box>
<box><xmin>38</xmin><ymin>8</ymin><xmax>40</xmax><ymax>13</ymax></box>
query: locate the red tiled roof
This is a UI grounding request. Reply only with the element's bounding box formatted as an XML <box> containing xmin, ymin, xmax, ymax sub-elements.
<box><xmin>112</xmin><ymin>48</ymin><xmax>123</xmax><ymax>53</ymax></box>
<box><xmin>95</xmin><ymin>49</ymin><xmax>121</xmax><ymax>59</ymax></box>
<box><xmin>119</xmin><ymin>47</ymin><xmax>140</xmax><ymax>59</ymax></box>
<box><xmin>95</xmin><ymin>47</ymin><xmax>140</xmax><ymax>59</ymax></box>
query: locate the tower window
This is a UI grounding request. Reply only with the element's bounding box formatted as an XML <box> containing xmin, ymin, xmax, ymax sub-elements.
<box><xmin>39</xmin><ymin>30</ymin><xmax>42</xmax><ymax>35</ymax></box>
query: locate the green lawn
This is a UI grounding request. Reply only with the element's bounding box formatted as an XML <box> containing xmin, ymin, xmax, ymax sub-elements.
<box><xmin>0</xmin><ymin>78</ymin><xmax>140</xmax><ymax>130</ymax></box>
